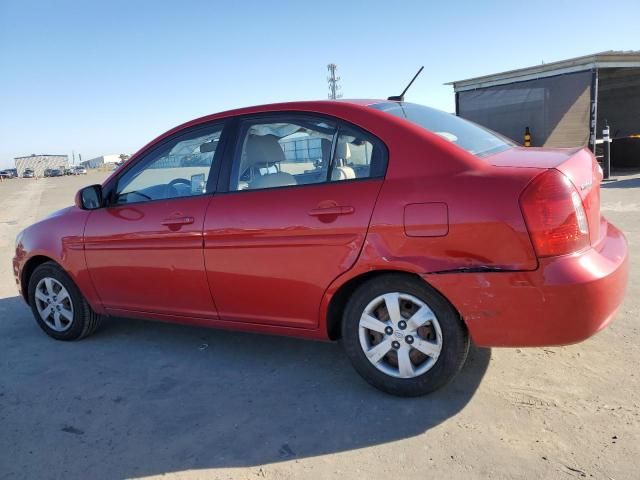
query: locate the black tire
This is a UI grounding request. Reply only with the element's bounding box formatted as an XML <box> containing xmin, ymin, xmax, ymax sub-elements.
<box><xmin>27</xmin><ymin>261</ymin><xmax>102</xmax><ymax>341</ymax></box>
<box><xmin>341</xmin><ymin>273</ymin><xmax>469</xmax><ymax>397</ymax></box>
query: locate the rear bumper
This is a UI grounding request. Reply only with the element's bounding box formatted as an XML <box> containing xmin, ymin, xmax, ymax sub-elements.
<box><xmin>424</xmin><ymin>222</ymin><xmax>628</xmax><ymax>347</ymax></box>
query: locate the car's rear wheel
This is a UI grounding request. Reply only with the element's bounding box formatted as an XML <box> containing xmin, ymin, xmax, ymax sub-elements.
<box><xmin>342</xmin><ymin>274</ymin><xmax>469</xmax><ymax>396</ymax></box>
<box><xmin>28</xmin><ymin>262</ymin><xmax>102</xmax><ymax>340</ymax></box>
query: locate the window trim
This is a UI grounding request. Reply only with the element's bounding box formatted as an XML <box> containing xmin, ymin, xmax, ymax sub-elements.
<box><xmin>325</xmin><ymin>127</ymin><xmax>340</xmax><ymax>183</ymax></box>
<box><xmin>103</xmin><ymin>120</ymin><xmax>230</xmax><ymax>207</ymax></box>
<box><xmin>219</xmin><ymin>111</ymin><xmax>388</xmax><ymax>194</ymax></box>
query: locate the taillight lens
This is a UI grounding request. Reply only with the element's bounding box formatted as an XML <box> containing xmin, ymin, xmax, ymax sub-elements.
<box><xmin>520</xmin><ymin>169</ymin><xmax>589</xmax><ymax>257</ymax></box>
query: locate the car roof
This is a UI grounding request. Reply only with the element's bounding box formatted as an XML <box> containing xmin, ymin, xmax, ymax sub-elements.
<box><xmin>180</xmin><ymin>99</ymin><xmax>388</xmax><ymax>128</ymax></box>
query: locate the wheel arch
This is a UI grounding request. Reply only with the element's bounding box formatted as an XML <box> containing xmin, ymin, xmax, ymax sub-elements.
<box><xmin>21</xmin><ymin>255</ymin><xmax>57</xmax><ymax>304</ymax></box>
<box><xmin>325</xmin><ymin>269</ymin><xmax>463</xmax><ymax>340</ymax></box>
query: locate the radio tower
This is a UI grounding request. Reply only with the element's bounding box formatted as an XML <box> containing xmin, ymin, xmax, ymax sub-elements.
<box><xmin>327</xmin><ymin>64</ymin><xmax>342</xmax><ymax>100</ymax></box>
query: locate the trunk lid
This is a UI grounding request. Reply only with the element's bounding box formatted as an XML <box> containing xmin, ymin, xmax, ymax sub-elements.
<box><xmin>488</xmin><ymin>146</ymin><xmax>603</xmax><ymax>246</ymax></box>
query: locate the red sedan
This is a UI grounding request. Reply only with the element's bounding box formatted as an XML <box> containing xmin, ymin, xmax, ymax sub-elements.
<box><xmin>12</xmin><ymin>100</ymin><xmax>628</xmax><ymax>396</ymax></box>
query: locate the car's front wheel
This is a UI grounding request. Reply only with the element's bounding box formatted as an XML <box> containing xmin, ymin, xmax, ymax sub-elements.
<box><xmin>27</xmin><ymin>262</ymin><xmax>102</xmax><ymax>341</ymax></box>
<box><xmin>342</xmin><ymin>274</ymin><xmax>469</xmax><ymax>396</ymax></box>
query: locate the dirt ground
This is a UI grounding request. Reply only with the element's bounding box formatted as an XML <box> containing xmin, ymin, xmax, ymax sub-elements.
<box><xmin>0</xmin><ymin>172</ymin><xmax>638</xmax><ymax>480</ymax></box>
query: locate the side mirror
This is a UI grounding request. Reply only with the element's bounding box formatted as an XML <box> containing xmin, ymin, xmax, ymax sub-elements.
<box><xmin>75</xmin><ymin>184</ymin><xmax>103</xmax><ymax>210</ymax></box>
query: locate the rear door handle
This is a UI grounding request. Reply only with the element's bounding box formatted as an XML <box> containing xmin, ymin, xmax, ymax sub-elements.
<box><xmin>308</xmin><ymin>206</ymin><xmax>354</xmax><ymax>217</ymax></box>
<box><xmin>161</xmin><ymin>216</ymin><xmax>194</xmax><ymax>226</ymax></box>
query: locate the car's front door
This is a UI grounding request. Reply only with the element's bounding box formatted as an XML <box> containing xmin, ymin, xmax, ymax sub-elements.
<box><xmin>84</xmin><ymin>122</ymin><xmax>227</xmax><ymax>319</ymax></box>
<box><xmin>204</xmin><ymin>115</ymin><xmax>387</xmax><ymax>328</ymax></box>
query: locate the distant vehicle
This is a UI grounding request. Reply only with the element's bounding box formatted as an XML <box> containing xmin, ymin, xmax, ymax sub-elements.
<box><xmin>64</xmin><ymin>168</ymin><xmax>74</xmax><ymax>176</ymax></box>
<box><xmin>23</xmin><ymin>169</ymin><xmax>35</xmax><ymax>178</ymax></box>
<box><xmin>43</xmin><ymin>169</ymin><xmax>53</xmax><ymax>177</ymax></box>
<box><xmin>50</xmin><ymin>169</ymin><xmax>64</xmax><ymax>177</ymax></box>
<box><xmin>74</xmin><ymin>166</ymin><xmax>87</xmax><ymax>175</ymax></box>
<box><xmin>1</xmin><ymin>169</ymin><xmax>18</xmax><ymax>179</ymax></box>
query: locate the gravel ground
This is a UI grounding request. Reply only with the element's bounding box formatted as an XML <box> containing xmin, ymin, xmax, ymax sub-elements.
<box><xmin>0</xmin><ymin>172</ymin><xmax>638</xmax><ymax>480</ymax></box>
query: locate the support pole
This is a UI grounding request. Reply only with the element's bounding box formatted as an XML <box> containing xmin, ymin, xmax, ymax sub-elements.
<box><xmin>603</xmin><ymin>120</ymin><xmax>611</xmax><ymax>180</ymax></box>
<box><xmin>589</xmin><ymin>68</ymin><xmax>599</xmax><ymax>153</ymax></box>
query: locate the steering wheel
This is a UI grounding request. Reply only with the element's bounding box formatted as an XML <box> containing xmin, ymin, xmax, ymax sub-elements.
<box><xmin>168</xmin><ymin>178</ymin><xmax>191</xmax><ymax>187</ymax></box>
<box><xmin>118</xmin><ymin>190</ymin><xmax>152</xmax><ymax>202</ymax></box>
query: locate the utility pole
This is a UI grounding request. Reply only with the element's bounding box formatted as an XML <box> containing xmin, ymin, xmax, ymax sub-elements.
<box><xmin>327</xmin><ymin>64</ymin><xmax>342</xmax><ymax>100</ymax></box>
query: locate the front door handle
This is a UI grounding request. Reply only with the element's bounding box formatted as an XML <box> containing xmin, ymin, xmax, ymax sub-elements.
<box><xmin>308</xmin><ymin>206</ymin><xmax>354</xmax><ymax>217</ymax></box>
<box><xmin>161</xmin><ymin>216</ymin><xmax>194</xmax><ymax>226</ymax></box>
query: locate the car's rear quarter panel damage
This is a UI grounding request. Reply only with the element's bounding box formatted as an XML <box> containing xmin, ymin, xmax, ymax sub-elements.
<box><xmin>424</xmin><ymin>222</ymin><xmax>628</xmax><ymax>347</ymax></box>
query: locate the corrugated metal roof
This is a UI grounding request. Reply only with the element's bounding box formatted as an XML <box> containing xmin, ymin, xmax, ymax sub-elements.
<box><xmin>14</xmin><ymin>154</ymin><xmax>68</xmax><ymax>160</ymax></box>
<box><xmin>448</xmin><ymin>51</ymin><xmax>640</xmax><ymax>92</ymax></box>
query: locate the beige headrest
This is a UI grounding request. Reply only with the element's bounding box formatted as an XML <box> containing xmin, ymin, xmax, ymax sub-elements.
<box><xmin>336</xmin><ymin>142</ymin><xmax>351</xmax><ymax>160</ymax></box>
<box><xmin>245</xmin><ymin>135</ymin><xmax>285</xmax><ymax>167</ymax></box>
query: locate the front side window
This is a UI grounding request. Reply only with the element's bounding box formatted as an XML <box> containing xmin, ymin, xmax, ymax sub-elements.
<box><xmin>115</xmin><ymin>124</ymin><xmax>223</xmax><ymax>204</ymax></box>
<box><xmin>370</xmin><ymin>102</ymin><xmax>513</xmax><ymax>158</ymax></box>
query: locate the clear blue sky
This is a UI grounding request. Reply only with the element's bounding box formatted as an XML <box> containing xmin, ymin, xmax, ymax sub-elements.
<box><xmin>1</xmin><ymin>0</ymin><xmax>638</xmax><ymax>168</ymax></box>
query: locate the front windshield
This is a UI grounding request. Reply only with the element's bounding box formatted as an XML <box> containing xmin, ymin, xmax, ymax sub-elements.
<box><xmin>370</xmin><ymin>102</ymin><xmax>513</xmax><ymax>158</ymax></box>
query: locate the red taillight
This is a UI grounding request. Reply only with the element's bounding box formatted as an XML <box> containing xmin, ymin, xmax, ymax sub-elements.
<box><xmin>520</xmin><ymin>169</ymin><xmax>589</xmax><ymax>257</ymax></box>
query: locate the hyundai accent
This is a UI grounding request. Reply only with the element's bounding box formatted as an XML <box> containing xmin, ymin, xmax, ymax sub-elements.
<box><xmin>13</xmin><ymin>100</ymin><xmax>628</xmax><ymax>396</ymax></box>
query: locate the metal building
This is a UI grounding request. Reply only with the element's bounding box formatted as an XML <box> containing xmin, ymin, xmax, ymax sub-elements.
<box><xmin>448</xmin><ymin>51</ymin><xmax>640</xmax><ymax>166</ymax></box>
<box><xmin>81</xmin><ymin>154</ymin><xmax>122</xmax><ymax>169</ymax></box>
<box><xmin>14</xmin><ymin>154</ymin><xmax>69</xmax><ymax>177</ymax></box>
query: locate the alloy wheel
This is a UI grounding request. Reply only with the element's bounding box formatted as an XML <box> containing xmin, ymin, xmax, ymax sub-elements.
<box><xmin>358</xmin><ymin>292</ymin><xmax>443</xmax><ymax>379</ymax></box>
<box><xmin>34</xmin><ymin>277</ymin><xmax>74</xmax><ymax>332</ymax></box>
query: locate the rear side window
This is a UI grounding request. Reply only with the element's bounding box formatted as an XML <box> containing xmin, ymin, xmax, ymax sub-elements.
<box><xmin>231</xmin><ymin>118</ymin><xmax>336</xmax><ymax>191</ymax></box>
<box><xmin>229</xmin><ymin>115</ymin><xmax>387</xmax><ymax>191</ymax></box>
<box><xmin>370</xmin><ymin>102</ymin><xmax>513</xmax><ymax>158</ymax></box>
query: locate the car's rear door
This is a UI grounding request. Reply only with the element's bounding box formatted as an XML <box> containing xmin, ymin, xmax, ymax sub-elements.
<box><xmin>84</xmin><ymin>121</ymin><xmax>228</xmax><ymax>319</ymax></box>
<box><xmin>203</xmin><ymin>114</ymin><xmax>387</xmax><ymax>328</ymax></box>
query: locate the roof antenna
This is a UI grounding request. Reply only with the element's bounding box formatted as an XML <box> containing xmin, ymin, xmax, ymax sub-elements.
<box><xmin>388</xmin><ymin>66</ymin><xmax>424</xmax><ymax>102</ymax></box>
